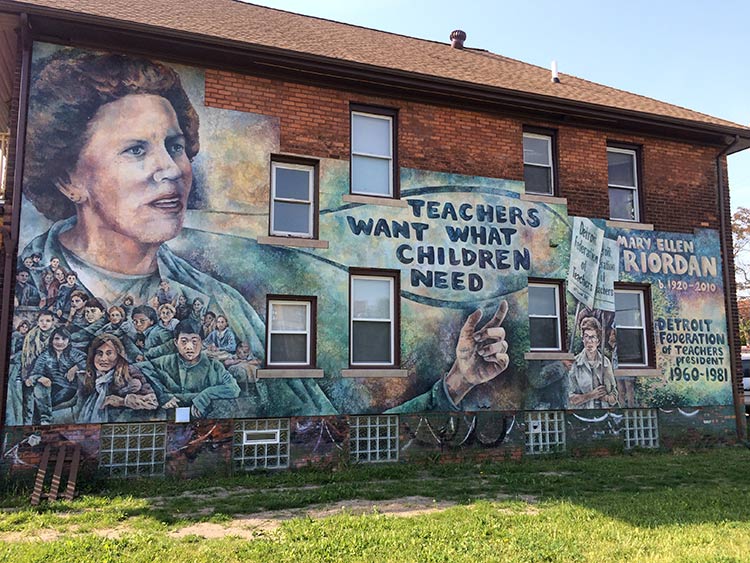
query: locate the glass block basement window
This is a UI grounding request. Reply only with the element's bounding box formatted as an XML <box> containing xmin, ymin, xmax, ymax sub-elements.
<box><xmin>233</xmin><ymin>418</ymin><xmax>290</xmax><ymax>470</ymax></box>
<box><xmin>624</xmin><ymin>409</ymin><xmax>659</xmax><ymax>449</ymax></box>
<box><xmin>99</xmin><ymin>423</ymin><xmax>167</xmax><ymax>477</ymax></box>
<box><xmin>525</xmin><ymin>411</ymin><xmax>566</xmax><ymax>454</ymax></box>
<box><xmin>349</xmin><ymin>415</ymin><xmax>399</xmax><ymax>463</ymax></box>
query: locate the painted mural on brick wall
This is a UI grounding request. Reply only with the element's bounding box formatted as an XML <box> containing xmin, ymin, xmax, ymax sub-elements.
<box><xmin>4</xmin><ymin>43</ymin><xmax>732</xmax><ymax>426</ymax></box>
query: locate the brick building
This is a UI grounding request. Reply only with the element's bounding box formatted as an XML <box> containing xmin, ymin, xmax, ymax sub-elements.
<box><xmin>0</xmin><ymin>0</ymin><xmax>749</xmax><ymax>478</ymax></box>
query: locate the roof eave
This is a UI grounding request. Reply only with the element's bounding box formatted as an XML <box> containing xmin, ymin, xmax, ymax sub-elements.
<box><xmin>3</xmin><ymin>1</ymin><xmax>750</xmax><ymax>154</ymax></box>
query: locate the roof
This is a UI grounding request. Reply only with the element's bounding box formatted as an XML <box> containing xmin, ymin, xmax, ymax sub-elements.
<box><xmin>3</xmin><ymin>0</ymin><xmax>750</xmax><ymax>138</ymax></box>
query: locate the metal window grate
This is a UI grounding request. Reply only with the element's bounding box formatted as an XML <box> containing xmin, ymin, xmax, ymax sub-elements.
<box><xmin>99</xmin><ymin>423</ymin><xmax>167</xmax><ymax>477</ymax></box>
<box><xmin>525</xmin><ymin>411</ymin><xmax>566</xmax><ymax>454</ymax></box>
<box><xmin>624</xmin><ymin>409</ymin><xmax>659</xmax><ymax>449</ymax></box>
<box><xmin>349</xmin><ymin>415</ymin><xmax>398</xmax><ymax>463</ymax></box>
<box><xmin>233</xmin><ymin>419</ymin><xmax>289</xmax><ymax>470</ymax></box>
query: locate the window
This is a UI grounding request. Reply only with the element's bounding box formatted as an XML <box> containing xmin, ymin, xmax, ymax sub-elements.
<box><xmin>614</xmin><ymin>288</ymin><xmax>650</xmax><ymax>366</ymax></box>
<box><xmin>523</xmin><ymin>131</ymin><xmax>555</xmax><ymax>195</ymax></box>
<box><xmin>99</xmin><ymin>423</ymin><xmax>167</xmax><ymax>477</ymax></box>
<box><xmin>528</xmin><ymin>282</ymin><xmax>563</xmax><ymax>351</ymax></box>
<box><xmin>623</xmin><ymin>409</ymin><xmax>659</xmax><ymax>449</ymax></box>
<box><xmin>271</xmin><ymin>158</ymin><xmax>317</xmax><ymax>238</ymax></box>
<box><xmin>350</xmin><ymin>106</ymin><xmax>397</xmax><ymax>197</ymax></box>
<box><xmin>607</xmin><ymin>146</ymin><xmax>640</xmax><ymax>221</ymax></box>
<box><xmin>349</xmin><ymin>415</ymin><xmax>399</xmax><ymax>463</ymax></box>
<box><xmin>350</xmin><ymin>271</ymin><xmax>398</xmax><ymax>366</ymax></box>
<box><xmin>525</xmin><ymin>411</ymin><xmax>566</xmax><ymax>454</ymax></box>
<box><xmin>267</xmin><ymin>297</ymin><xmax>315</xmax><ymax>367</ymax></box>
<box><xmin>233</xmin><ymin>418</ymin><xmax>290</xmax><ymax>470</ymax></box>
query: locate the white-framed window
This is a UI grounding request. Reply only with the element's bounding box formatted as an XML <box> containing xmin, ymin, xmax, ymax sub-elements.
<box><xmin>614</xmin><ymin>288</ymin><xmax>649</xmax><ymax>366</ymax></box>
<box><xmin>267</xmin><ymin>299</ymin><xmax>313</xmax><ymax>366</ymax></box>
<box><xmin>271</xmin><ymin>161</ymin><xmax>315</xmax><ymax>238</ymax></box>
<box><xmin>607</xmin><ymin>146</ymin><xmax>640</xmax><ymax>221</ymax></box>
<box><xmin>234</xmin><ymin>418</ymin><xmax>290</xmax><ymax>470</ymax></box>
<box><xmin>525</xmin><ymin>411</ymin><xmax>566</xmax><ymax>454</ymax></box>
<box><xmin>528</xmin><ymin>282</ymin><xmax>563</xmax><ymax>351</ymax></box>
<box><xmin>623</xmin><ymin>409</ymin><xmax>659</xmax><ymax>449</ymax></box>
<box><xmin>350</xmin><ymin>273</ymin><xmax>397</xmax><ymax>366</ymax></box>
<box><xmin>523</xmin><ymin>132</ymin><xmax>554</xmax><ymax>195</ymax></box>
<box><xmin>351</xmin><ymin>110</ymin><xmax>394</xmax><ymax>197</ymax></box>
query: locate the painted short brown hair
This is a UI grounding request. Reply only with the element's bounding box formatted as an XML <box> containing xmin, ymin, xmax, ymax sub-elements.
<box><xmin>24</xmin><ymin>47</ymin><xmax>200</xmax><ymax>221</ymax></box>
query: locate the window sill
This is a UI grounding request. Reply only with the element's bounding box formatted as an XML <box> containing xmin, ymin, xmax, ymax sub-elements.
<box><xmin>341</xmin><ymin>369</ymin><xmax>408</xmax><ymax>378</ymax></box>
<box><xmin>257</xmin><ymin>236</ymin><xmax>329</xmax><ymax>249</ymax></box>
<box><xmin>524</xmin><ymin>351</ymin><xmax>575</xmax><ymax>361</ymax></box>
<box><xmin>257</xmin><ymin>368</ymin><xmax>324</xmax><ymax>378</ymax></box>
<box><xmin>614</xmin><ymin>368</ymin><xmax>662</xmax><ymax>378</ymax></box>
<box><xmin>343</xmin><ymin>194</ymin><xmax>408</xmax><ymax>208</ymax></box>
<box><xmin>606</xmin><ymin>219</ymin><xmax>654</xmax><ymax>231</ymax></box>
<box><xmin>520</xmin><ymin>193</ymin><xmax>567</xmax><ymax>206</ymax></box>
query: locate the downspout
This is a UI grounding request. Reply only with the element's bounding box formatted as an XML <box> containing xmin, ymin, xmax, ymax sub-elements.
<box><xmin>0</xmin><ymin>13</ymin><xmax>31</xmax><ymax>439</ymax></box>
<box><xmin>716</xmin><ymin>134</ymin><xmax>744</xmax><ymax>441</ymax></box>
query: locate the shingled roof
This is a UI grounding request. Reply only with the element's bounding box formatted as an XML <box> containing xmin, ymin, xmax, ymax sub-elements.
<box><xmin>3</xmin><ymin>0</ymin><xmax>749</xmax><ymax>139</ymax></box>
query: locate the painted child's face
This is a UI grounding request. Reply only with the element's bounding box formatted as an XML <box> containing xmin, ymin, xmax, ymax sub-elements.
<box><xmin>84</xmin><ymin>306</ymin><xmax>105</xmax><ymax>324</ymax></box>
<box><xmin>54</xmin><ymin>269</ymin><xmax>65</xmax><ymax>282</ymax></box>
<box><xmin>50</xmin><ymin>258</ymin><xmax>60</xmax><ymax>270</ymax></box>
<box><xmin>52</xmin><ymin>334</ymin><xmax>69</xmax><ymax>352</ymax></box>
<box><xmin>18</xmin><ymin>324</ymin><xmax>29</xmax><ymax>335</ymax></box>
<box><xmin>216</xmin><ymin>317</ymin><xmax>227</xmax><ymax>331</ymax></box>
<box><xmin>23</xmin><ymin>257</ymin><xmax>33</xmax><ymax>268</ymax></box>
<box><xmin>175</xmin><ymin>332</ymin><xmax>202</xmax><ymax>362</ymax></box>
<box><xmin>37</xmin><ymin>315</ymin><xmax>54</xmax><ymax>331</ymax></box>
<box><xmin>43</xmin><ymin>272</ymin><xmax>54</xmax><ymax>285</ymax></box>
<box><xmin>16</xmin><ymin>271</ymin><xmax>29</xmax><ymax>283</ymax></box>
<box><xmin>237</xmin><ymin>343</ymin><xmax>250</xmax><ymax>360</ymax></box>
<box><xmin>160</xmin><ymin>308</ymin><xmax>174</xmax><ymax>323</ymax></box>
<box><xmin>66</xmin><ymin>275</ymin><xmax>77</xmax><ymax>286</ymax></box>
<box><xmin>109</xmin><ymin>310</ymin><xmax>123</xmax><ymax>324</ymax></box>
<box><xmin>93</xmin><ymin>341</ymin><xmax>119</xmax><ymax>373</ymax></box>
<box><xmin>193</xmin><ymin>300</ymin><xmax>203</xmax><ymax>312</ymax></box>
<box><xmin>71</xmin><ymin>295</ymin><xmax>85</xmax><ymax>310</ymax></box>
<box><xmin>132</xmin><ymin>313</ymin><xmax>153</xmax><ymax>333</ymax></box>
<box><xmin>178</xmin><ymin>294</ymin><xmax>186</xmax><ymax>305</ymax></box>
<box><xmin>160</xmin><ymin>280</ymin><xmax>170</xmax><ymax>291</ymax></box>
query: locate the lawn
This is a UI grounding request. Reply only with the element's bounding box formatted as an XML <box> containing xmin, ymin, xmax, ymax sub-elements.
<box><xmin>2</xmin><ymin>447</ymin><xmax>750</xmax><ymax>562</ymax></box>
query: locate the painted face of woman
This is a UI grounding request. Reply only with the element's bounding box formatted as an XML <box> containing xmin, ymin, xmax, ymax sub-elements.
<box><xmin>65</xmin><ymin>94</ymin><xmax>193</xmax><ymax>246</ymax></box>
<box><xmin>94</xmin><ymin>340</ymin><xmax>119</xmax><ymax>373</ymax></box>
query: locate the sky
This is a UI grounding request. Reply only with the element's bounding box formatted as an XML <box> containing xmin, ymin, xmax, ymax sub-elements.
<box><xmin>243</xmin><ymin>0</ymin><xmax>750</xmax><ymax>210</ymax></box>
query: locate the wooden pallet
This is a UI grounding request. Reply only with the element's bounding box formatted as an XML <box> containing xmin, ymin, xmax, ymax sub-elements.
<box><xmin>30</xmin><ymin>444</ymin><xmax>81</xmax><ymax>505</ymax></box>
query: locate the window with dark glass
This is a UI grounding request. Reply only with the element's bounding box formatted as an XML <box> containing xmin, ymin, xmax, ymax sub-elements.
<box><xmin>267</xmin><ymin>298</ymin><xmax>313</xmax><ymax>366</ymax></box>
<box><xmin>529</xmin><ymin>282</ymin><xmax>562</xmax><ymax>350</ymax></box>
<box><xmin>608</xmin><ymin>147</ymin><xmax>640</xmax><ymax>221</ymax></box>
<box><xmin>615</xmin><ymin>289</ymin><xmax>649</xmax><ymax>366</ymax></box>
<box><xmin>350</xmin><ymin>272</ymin><xmax>397</xmax><ymax>365</ymax></box>
<box><xmin>523</xmin><ymin>132</ymin><xmax>554</xmax><ymax>195</ymax></box>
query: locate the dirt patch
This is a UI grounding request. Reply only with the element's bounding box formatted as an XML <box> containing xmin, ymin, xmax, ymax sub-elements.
<box><xmin>0</xmin><ymin>495</ymin><xmax>540</xmax><ymax>542</ymax></box>
<box><xmin>168</xmin><ymin>496</ymin><xmax>458</xmax><ymax>539</ymax></box>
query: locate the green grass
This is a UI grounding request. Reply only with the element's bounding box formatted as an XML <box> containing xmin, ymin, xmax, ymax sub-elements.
<box><xmin>2</xmin><ymin>447</ymin><xmax>750</xmax><ymax>561</ymax></box>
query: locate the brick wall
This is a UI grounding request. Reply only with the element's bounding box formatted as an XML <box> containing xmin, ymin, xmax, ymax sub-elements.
<box><xmin>204</xmin><ymin>69</ymin><xmax>722</xmax><ymax>234</ymax></box>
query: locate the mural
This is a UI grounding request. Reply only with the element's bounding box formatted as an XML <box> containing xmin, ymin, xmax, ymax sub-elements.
<box><xmin>3</xmin><ymin>43</ymin><xmax>733</xmax><ymax>427</ymax></box>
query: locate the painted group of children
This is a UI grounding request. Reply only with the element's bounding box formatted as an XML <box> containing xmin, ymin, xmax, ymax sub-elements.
<box><xmin>8</xmin><ymin>255</ymin><xmax>261</xmax><ymax>426</ymax></box>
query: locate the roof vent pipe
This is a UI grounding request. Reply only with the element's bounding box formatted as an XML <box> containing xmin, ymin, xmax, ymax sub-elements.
<box><xmin>450</xmin><ymin>30</ymin><xmax>466</xmax><ymax>49</ymax></box>
<box><xmin>551</xmin><ymin>60</ymin><xmax>560</xmax><ymax>83</ymax></box>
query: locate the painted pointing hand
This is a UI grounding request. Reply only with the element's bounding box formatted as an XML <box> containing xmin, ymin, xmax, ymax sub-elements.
<box><xmin>445</xmin><ymin>300</ymin><xmax>510</xmax><ymax>405</ymax></box>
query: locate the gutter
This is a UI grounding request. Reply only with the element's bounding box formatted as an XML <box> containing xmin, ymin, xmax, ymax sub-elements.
<box><xmin>0</xmin><ymin>12</ymin><xmax>30</xmax><ymax>439</ymax></box>
<box><xmin>716</xmin><ymin>134</ymin><xmax>745</xmax><ymax>440</ymax></box>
